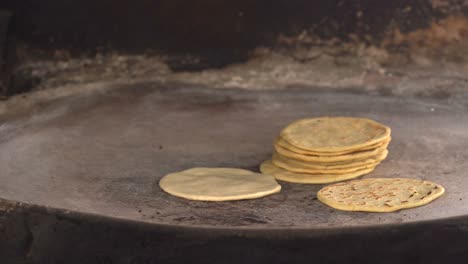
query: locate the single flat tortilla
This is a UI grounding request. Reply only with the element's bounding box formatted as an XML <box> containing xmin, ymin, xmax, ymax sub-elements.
<box><xmin>260</xmin><ymin>160</ymin><xmax>375</xmax><ymax>184</ymax></box>
<box><xmin>317</xmin><ymin>178</ymin><xmax>445</xmax><ymax>212</ymax></box>
<box><xmin>272</xmin><ymin>149</ymin><xmax>388</xmax><ymax>170</ymax></box>
<box><xmin>280</xmin><ymin>117</ymin><xmax>391</xmax><ymax>152</ymax></box>
<box><xmin>159</xmin><ymin>168</ymin><xmax>281</xmax><ymax>201</ymax></box>
<box><xmin>272</xmin><ymin>152</ymin><xmax>383</xmax><ymax>174</ymax></box>
<box><xmin>275</xmin><ymin>136</ymin><xmax>391</xmax><ymax>156</ymax></box>
<box><xmin>275</xmin><ymin>140</ymin><xmax>389</xmax><ymax>163</ymax></box>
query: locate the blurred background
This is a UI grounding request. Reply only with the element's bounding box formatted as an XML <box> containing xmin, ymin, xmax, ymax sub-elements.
<box><xmin>0</xmin><ymin>0</ymin><xmax>467</xmax><ymax>97</ymax></box>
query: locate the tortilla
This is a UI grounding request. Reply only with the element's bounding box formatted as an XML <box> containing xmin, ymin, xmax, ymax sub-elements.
<box><xmin>159</xmin><ymin>168</ymin><xmax>281</xmax><ymax>201</ymax></box>
<box><xmin>272</xmin><ymin>152</ymin><xmax>383</xmax><ymax>174</ymax></box>
<box><xmin>260</xmin><ymin>160</ymin><xmax>375</xmax><ymax>184</ymax></box>
<box><xmin>317</xmin><ymin>178</ymin><xmax>445</xmax><ymax>212</ymax></box>
<box><xmin>275</xmin><ymin>136</ymin><xmax>391</xmax><ymax>156</ymax></box>
<box><xmin>280</xmin><ymin>117</ymin><xmax>391</xmax><ymax>152</ymax></box>
<box><xmin>275</xmin><ymin>140</ymin><xmax>389</xmax><ymax>163</ymax></box>
<box><xmin>272</xmin><ymin>149</ymin><xmax>388</xmax><ymax>170</ymax></box>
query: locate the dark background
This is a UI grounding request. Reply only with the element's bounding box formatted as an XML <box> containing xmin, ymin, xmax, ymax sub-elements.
<box><xmin>1</xmin><ymin>0</ymin><xmax>467</xmax><ymax>55</ymax></box>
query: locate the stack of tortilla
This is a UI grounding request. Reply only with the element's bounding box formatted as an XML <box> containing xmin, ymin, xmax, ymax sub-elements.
<box><xmin>260</xmin><ymin>117</ymin><xmax>391</xmax><ymax>184</ymax></box>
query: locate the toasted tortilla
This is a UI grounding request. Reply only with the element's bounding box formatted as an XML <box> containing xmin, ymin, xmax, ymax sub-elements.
<box><xmin>272</xmin><ymin>151</ymin><xmax>385</xmax><ymax>174</ymax></box>
<box><xmin>275</xmin><ymin>136</ymin><xmax>390</xmax><ymax>156</ymax></box>
<box><xmin>260</xmin><ymin>160</ymin><xmax>375</xmax><ymax>184</ymax></box>
<box><xmin>317</xmin><ymin>178</ymin><xmax>445</xmax><ymax>212</ymax></box>
<box><xmin>280</xmin><ymin>117</ymin><xmax>390</xmax><ymax>152</ymax></box>
<box><xmin>275</xmin><ymin>140</ymin><xmax>389</xmax><ymax>163</ymax></box>
<box><xmin>272</xmin><ymin>149</ymin><xmax>388</xmax><ymax>170</ymax></box>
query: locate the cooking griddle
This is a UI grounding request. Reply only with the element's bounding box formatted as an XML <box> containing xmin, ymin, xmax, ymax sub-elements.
<box><xmin>1</xmin><ymin>83</ymin><xmax>468</xmax><ymax>263</ymax></box>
